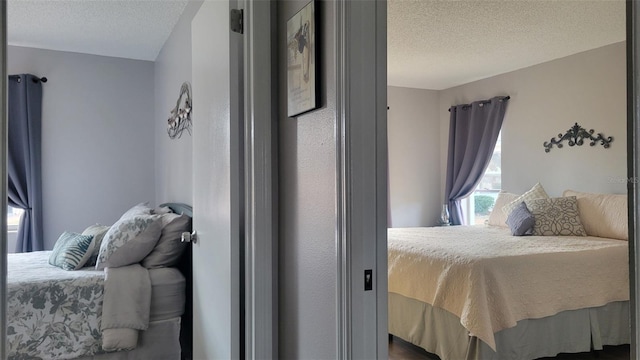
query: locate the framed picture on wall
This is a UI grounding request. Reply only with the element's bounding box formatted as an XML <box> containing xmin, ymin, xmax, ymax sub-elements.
<box><xmin>287</xmin><ymin>0</ymin><xmax>318</xmax><ymax>117</ymax></box>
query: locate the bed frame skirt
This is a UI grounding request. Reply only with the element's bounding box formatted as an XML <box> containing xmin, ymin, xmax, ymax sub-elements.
<box><xmin>389</xmin><ymin>292</ymin><xmax>630</xmax><ymax>360</ymax></box>
<box><xmin>75</xmin><ymin>317</ymin><xmax>182</xmax><ymax>360</ymax></box>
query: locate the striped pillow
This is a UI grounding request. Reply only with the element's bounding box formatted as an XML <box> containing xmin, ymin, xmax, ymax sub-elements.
<box><xmin>49</xmin><ymin>232</ymin><xmax>95</xmax><ymax>270</ymax></box>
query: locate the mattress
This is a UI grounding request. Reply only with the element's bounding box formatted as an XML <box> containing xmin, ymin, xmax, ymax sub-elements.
<box><xmin>388</xmin><ymin>225</ymin><xmax>629</xmax><ymax>350</ymax></box>
<box><xmin>149</xmin><ymin>267</ymin><xmax>186</xmax><ymax>321</ymax></box>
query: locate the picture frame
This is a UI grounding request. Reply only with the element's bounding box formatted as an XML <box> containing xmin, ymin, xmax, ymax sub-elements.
<box><xmin>287</xmin><ymin>0</ymin><xmax>318</xmax><ymax>117</ymax></box>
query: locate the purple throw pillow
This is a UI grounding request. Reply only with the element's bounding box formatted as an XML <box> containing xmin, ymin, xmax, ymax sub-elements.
<box><xmin>505</xmin><ymin>202</ymin><xmax>535</xmax><ymax>236</ymax></box>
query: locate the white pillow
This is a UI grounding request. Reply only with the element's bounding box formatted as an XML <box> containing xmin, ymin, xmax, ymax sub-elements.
<box><xmin>96</xmin><ymin>215</ymin><xmax>162</xmax><ymax>270</ymax></box>
<box><xmin>563</xmin><ymin>190</ymin><xmax>628</xmax><ymax>240</ymax></box>
<box><xmin>153</xmin><ymin>206</ymin><xmax>173</xmax><ymax>215</ymax></box>
<box><xmin>119</xmin><ymin>202</ymin><xmax>153</xmax><ymax>219</ymax></box>
<box><xmin>502</xmin><ymin>183</ymin><xmax>549</xmax><ymax>216</ymax></box>
<box><xmin>487</xmin><ymin>191</ymin><xmax>520</xmax><ymax>227</ymax></box>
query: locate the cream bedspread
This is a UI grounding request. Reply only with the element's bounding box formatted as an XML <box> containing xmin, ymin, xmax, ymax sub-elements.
<box><xmin>387</xmin><ymin>225</ymin><xmax>629</xmax><ymax>350</ymax></box>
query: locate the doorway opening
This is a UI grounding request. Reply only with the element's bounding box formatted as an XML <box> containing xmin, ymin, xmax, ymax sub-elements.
<box><xmin>386</xmin><ymin>1</ymin><xmax>630</xmax><ymax>359</ymax></box>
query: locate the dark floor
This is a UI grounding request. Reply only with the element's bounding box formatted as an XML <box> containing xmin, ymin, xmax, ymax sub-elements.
<box><xmin>388</xmin><ymin>336</ymin><xmax>438</xmax><ymax>360</ymax></box>
<box><xmin>388</xmin><ymin>335</ymin><xmax>630</xmax><ymax>360</ymax></box>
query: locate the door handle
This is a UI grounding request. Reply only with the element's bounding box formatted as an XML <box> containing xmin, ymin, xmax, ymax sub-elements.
<box><xmin>181</xmin><ymin>231</ymin><xmax>198</xmax><ymax>244</ymax></box>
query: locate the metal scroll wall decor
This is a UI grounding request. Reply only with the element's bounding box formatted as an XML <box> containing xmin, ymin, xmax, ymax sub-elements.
<box><xmin>167</xmin><ymin>82</ymin><xmax>192</xmax><ymax>139</ymax></box>
<box><xmin>543</xmin><ymin>122</ymin><xmax>613</xmax><ymax>153</ymax></box>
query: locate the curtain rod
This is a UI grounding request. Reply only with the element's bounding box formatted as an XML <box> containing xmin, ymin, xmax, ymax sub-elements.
<box><xmin>448</xmin><ymin>95</ymin><xmax>510</xmax><ymax>112</ymax></box>
<box><xmin>11</xmin><ymin>75</ymin><xmax>47</xmax><ymax>84</ymax></box>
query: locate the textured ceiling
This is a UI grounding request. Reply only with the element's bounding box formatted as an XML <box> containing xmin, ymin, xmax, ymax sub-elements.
<box><xmin>6</xmin><ymin>0</ymin><xmax>626</xmax><ymax>78</ymax></box>
<box><xmin>8</xmin><ymin>0</ymin><xmax>188</xmax><ymax>61</ymax></box>
<box><xmin>388</xmin><ymin>0</ymin><xmax>626</xmax><ymax>90</ymax></box>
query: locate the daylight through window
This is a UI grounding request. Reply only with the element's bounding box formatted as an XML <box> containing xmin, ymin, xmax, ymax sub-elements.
<box><xmin>8</xmin><ymin>206</ymin><xmax>24</xmax><ymax>232</ymax></box>
<box><xmin>471</xmin><ymin>132</ymin><xmax>501</xmax><ymax>225</ymax></box>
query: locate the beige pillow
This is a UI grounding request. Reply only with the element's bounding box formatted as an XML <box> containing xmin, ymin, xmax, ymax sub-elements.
<box><xmin>562</xmin><ymin>190</ymin><xmax>628</xmax><ymax>240</ymax></box>
<box><xmin>524</xmin><ymin>196</ymin><xmax>587</xmax><ymax>236</ymax></box>
<box><xmin>502</xmin><ymin>183</ymin><xmax>549</xmax><ymax>216</ymax></box>
<box><xmin>487</xmin><ymin>191</ymin><xmax>520</xmax><ymax>227</ymax></box>
<box><xmin>81</xmin><ymin>224</ymin><xmax>111</xmax><ymax>267</ymax></box>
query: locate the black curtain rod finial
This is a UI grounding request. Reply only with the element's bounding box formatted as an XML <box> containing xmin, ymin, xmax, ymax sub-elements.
<box><xmin>11</xmin><ymin>74</ymin><xmax>47</xmax><ymax>83</ymax></box>
<box><xmin>448</xmin><ymin>95</ymin><xmax>510</xmax><ymax>112</ymax></box>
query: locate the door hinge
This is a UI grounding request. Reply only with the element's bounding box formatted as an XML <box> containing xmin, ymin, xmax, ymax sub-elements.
<box><xmin>231</xmin><ymin>9</ymin><xmax>243</xmax><ymax>34</ymax></box>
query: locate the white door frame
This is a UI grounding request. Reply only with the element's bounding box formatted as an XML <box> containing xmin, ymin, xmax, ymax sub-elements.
<box><xmin>242</xmin><ymin>0</ymin><xmax>278</xmax><ymax>358</ymax></box>
<box><xmin>0</xmin><ymin>2</ymin><xmax>7</xmax><ymax>358</ymax></box>
<box><xmin>243</xmin><ymin>0</ymin><xmax>388</xmax><ymax>357</ymax></box>
<box><xmin>335</xmin><ymin>0</ymin><xmax>388</xmax><ymax>358</ymax></box>
<box><xmin>628</xmin><ymin>1</ymin><xmax>640</xmax><ymax>358</ymax></box>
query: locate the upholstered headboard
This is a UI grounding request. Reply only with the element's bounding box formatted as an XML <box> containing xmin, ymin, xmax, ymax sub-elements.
<box><xmin>159</xmin><ymin>202</ymin><xmax>193</xmax><ymax>218</ymax></box>
<box><xmin>159</xmin><ymin>202</ymin><xmax>193</xmax><ymax>360</ymax></box>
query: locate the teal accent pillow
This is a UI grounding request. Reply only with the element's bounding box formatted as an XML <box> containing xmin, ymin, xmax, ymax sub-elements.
<box><xmin>49</xmin><ymin>232</ymin><xmax>95</xmax><ymax>270</ymax></box>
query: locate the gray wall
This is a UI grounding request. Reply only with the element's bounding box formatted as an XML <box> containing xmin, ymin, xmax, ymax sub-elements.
<box><xmin>7</xmin><ymin>46</ymin><xmax>155</xmax><ymax>250</ymax></box>
<box><xmin>388</xmin><ymin>86</ymin><xmax>441</xmax><ymax>227</ymax></box>
<box><xmin>278</xmin><ymin>1</ymin><xmax>338</xmax><ymax>358</ymax></box>
<box><xmin>388</xmin><ymin>43</ymin><xmax>625</xmax><ymax>227</ymax></box>
<box><xmin>154</xmin><ymin>1</ymin><xmax>202</xmax><ymax>205</ymax></box>
<box><xmin>438</xmin><ymin>42</ymin><xmax>626</xmax><ymax>197</ymax></box>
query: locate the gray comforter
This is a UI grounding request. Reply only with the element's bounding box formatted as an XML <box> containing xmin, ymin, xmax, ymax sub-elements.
<box><xmin>7</xmin><ymin>251</ymin><xmax>151</xmax><ymax>360</ymax></box>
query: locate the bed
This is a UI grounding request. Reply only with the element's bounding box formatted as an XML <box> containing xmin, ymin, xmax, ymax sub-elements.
<box><xmin>388</xmin><ymin>189</ymin><xmax>630</xmax><ymax>360</ymax></box>
<box><xmin>6</xmin><ymin>202</ymin><xmax>193</xmax><ymax>360</ymax></box>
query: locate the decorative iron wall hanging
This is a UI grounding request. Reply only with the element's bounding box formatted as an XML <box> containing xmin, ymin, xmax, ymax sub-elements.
<box><xmin>543</xmin><ymin>122</ymin><xmax>613</xmax><ymax>153</ymax></box>
<box><xmin>167</xmin><ymin>82</ymin><xmax>192</xmax><ymax>139</ymax></box>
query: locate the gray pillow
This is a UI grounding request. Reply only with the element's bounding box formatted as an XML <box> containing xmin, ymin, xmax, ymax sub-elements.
<box><xmin>49</xmin><ymin>231</ymin><xmax>95</xmax><ymax>270</ymax></box>
<box><xmin>524</xmin><ymin>196</ymin><xmax>587</xmax><ymax>236</ymax></box>
<box><xmin>96</xmin><ymin>214</ymin><xmax>162</xmax><ymax>270</ymax></box>
<box><xmin>142</xmin><ymin>213</ymin><xmax>191</xmax><ymax>268</ymax></box>
<box><xmin>505</xmin><ymin>202</ymin><xmax>535</xmax><ymax>236</ymax></box>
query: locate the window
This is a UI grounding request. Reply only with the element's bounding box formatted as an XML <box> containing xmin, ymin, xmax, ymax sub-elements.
<box><xmin>469</xmin><ymin>133</ymin><xmax>501</xmax><ymax>225</ymax></box>
<box><xmin>8</xmin><ymin>206</ymin><xmax>24</xmax><ymax>232</ymax></box>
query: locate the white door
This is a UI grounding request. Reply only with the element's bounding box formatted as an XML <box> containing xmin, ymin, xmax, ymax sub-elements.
<box><xmin>191</xmin><ymin>1</ymin><xmax>243</xmax><ymax>358</ymax></box>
